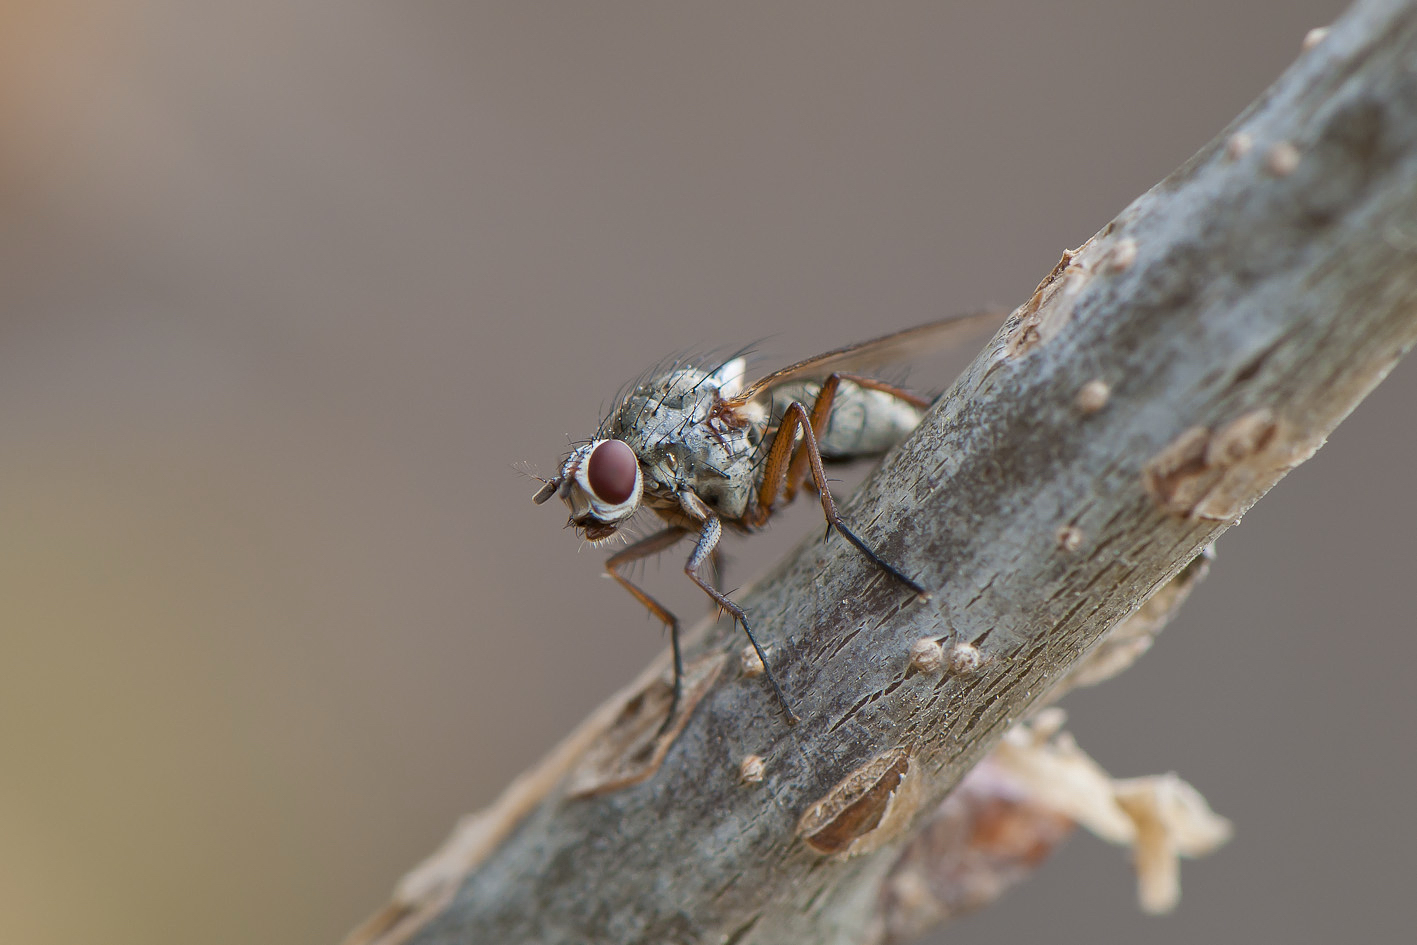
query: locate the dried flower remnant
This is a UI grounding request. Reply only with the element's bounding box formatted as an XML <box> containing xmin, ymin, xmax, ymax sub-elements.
<box><xmin>875</xmin><ymin>711</ymin><xmax>1232</xmax><ymax>941</ymax></box>
<box><xmin>990</xmin><ymin>710</ymin><xmax>1232</xmax><ymax>913</ymax></box>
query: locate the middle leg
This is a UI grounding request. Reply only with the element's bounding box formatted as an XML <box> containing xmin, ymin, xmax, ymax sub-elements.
<box><xmin>684</xmin><ymin>515</ymin><xmax>800</xmax><ymax>724</ymax></box>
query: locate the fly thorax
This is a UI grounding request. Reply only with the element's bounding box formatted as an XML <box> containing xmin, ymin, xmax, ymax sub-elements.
<box><xmin>605</xmin><ymin>364</ymin><xmax>758</xmax><ymax>520</ymax></box>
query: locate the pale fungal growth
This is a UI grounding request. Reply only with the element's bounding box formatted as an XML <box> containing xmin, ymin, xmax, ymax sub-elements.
<box><xmin>1075</xmin><ymin>378</ymin><xmax>1110</xmax><ymax>414</ymax></box>
<box><xmin>1104</xmin><ymin>237</ymin><xmax>1138</xmax><ymax>273</ymax></box>
<box><xmin>909</xmin><ymin>637</ymin><xmax>945</xmax><ymax>674</ymax></box>
<box><xmin>1303</xmin><ymin>26</ymin><xmax>1329</xmax><ymax>51</ymax></box>
<box><xmin>948</xmin><ymin>641</ymin><xmax>982</xmax><ymax>674</ymax></box>
<box><xmin>739</xmin><ymin>643</ymin><xmax>765</xmax><ymax>678</ymax></box>
<box><xmin>1224</xmin><ymin>130</ymin><xmax>1253</xmax><ymax>160</ymax></box>
<box><xmin>739</xmin><ymin>754</ymin><xmax>766</xmax><ymax>784</ymax></box>
<box><xmin>990</xmin><ymin>710</ymin><xmax>1232</xmax><ymax>914</ymax></box>
<box><xmin>1055</xmin><ymin>525</ymin><xmax>1085</xmax><ymax>552</ymax></box>
<box><xmin>1265</xmin><ymin>141</ymin><xmax>1301</xmax><ymax>177</ymax></box>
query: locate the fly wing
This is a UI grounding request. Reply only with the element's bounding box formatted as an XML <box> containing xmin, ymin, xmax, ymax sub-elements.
<box><xmin>727</xmin><ymin>309</ymin><xmax>1006</xmax><ymax>407</ymax></box>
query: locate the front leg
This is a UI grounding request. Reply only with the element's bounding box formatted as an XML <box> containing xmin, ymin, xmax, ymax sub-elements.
<box><xmin>684</xmin><ymin>515</ymin><xmax>800</xmax><ymax>725</ymax></box>
<box><xmin>605</xmin><ymin>527</ymin><xmax>690</xmax><ymax>730</ymax></box>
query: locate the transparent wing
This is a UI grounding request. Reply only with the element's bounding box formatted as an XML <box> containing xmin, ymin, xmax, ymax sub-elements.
<box><xmin>728</xmin><ymin>309</ymin><xmax>1006</xmax><ymax>406</ymax></box>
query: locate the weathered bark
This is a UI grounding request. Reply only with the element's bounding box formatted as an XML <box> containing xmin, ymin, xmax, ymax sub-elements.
<box><xmin>348</xmin><ymin>1</ymin><xmax>1417</xmax><ymax>942</ymax></box>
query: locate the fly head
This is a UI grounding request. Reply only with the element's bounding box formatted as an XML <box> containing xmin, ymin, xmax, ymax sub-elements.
<box><xmin>535</xmin><ymin>438</ymin><xmax>644</xmax><ymax>541</ymax></box>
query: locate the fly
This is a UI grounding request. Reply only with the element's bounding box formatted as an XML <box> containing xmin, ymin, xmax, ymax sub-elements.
<box><xmin>534</xmin><ymin>311</ymin><xmax>1001</xmax><ymax>729</ymax></box>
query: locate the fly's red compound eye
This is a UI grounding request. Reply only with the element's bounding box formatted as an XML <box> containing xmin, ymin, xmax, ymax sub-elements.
<box><xmin>586</xmin><ymin>439</ymin><xmax>638</xmax><ymax>504</ymax></box>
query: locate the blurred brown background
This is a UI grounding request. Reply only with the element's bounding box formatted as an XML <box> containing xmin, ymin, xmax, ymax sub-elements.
<box><xmin>2</xmin><ymin>2</ymin><xmax>1412</xmax><ymax>944</ymax></box>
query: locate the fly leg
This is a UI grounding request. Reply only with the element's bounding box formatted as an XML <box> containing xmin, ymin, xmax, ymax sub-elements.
<box><xmin>783</xmin><ymin>373</ymin><xmax>930</xmax><ymax>504</ymax></box>
<box><xmin>754</xmin><ymin>393</ymin><xmax>931</xmax><ymax>601</ymax></box>
<box><xmin>706</xmin><ymin>545</ymin><xmax>727</xmax><ymax>595</ymax></box>
<box><xmin>604</xmin><ymin>526</ymin><xmax>690</xmax><ymax>731</ymax></box>
<box><xmin>746</xmin><ymin>377</ymin><xmax>833</xmax><ymax>526</ymax></box>
<box><xmin>684</xmin><ymin>515</ymin><xmax>800</xmax><ymax>725</ymax></box>
<box><xmin>752</xmin><ymin>372</ymin><xmax>928</xmax><ymax>516</ymax></box>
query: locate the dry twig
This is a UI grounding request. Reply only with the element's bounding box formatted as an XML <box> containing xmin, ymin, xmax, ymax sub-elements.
<box><xmin>348</xmin><ymin>2</ymin><xmax>1417</xmax><ymax>942</ymax></box>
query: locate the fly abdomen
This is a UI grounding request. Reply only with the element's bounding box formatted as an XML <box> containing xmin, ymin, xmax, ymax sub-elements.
<box><xmin>774</xmin><ymin>381</ymin><xmax>924</xmax><ymax>460</ymax></box>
